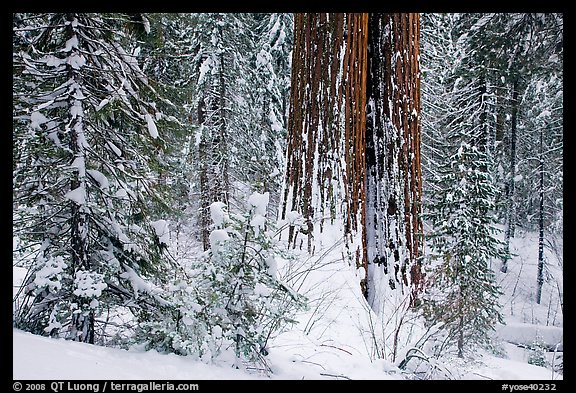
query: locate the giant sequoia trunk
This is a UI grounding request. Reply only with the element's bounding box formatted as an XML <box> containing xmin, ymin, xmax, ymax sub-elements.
<box><xmin>282</xmin><ymin>13</ymin><xmax>368</xmax><ymax>263</ymax></box>
<box><xmin>282</xmin><ymin>13</ymin><xmax>422</xmax><ymax>312</ymax></box>
<box><xmin>365</xmin><ymin>13</ymin><xmax>423</xmax><ymax>311</ymax></box>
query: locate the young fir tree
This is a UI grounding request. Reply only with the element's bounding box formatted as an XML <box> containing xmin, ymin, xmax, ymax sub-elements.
<box><xmin>422</xmin><ymin>141</ymin><xmax>506</xmax><ymax>358</ymax></box>
<box><xmin>134</xmin><ymin>193</ymin><xmax>306</xmax><ymax>370</ymax></box>
<box><xmin>13</xmin><ymin>13</ymin><xmax>170</xmax><ymax>344</ymax></box>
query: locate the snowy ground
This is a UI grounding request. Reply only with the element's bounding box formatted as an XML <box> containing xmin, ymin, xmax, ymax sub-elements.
<box><xmin>13</xmin><ymin>226</ymin><xmax>562</xmax><ymax>380</ymax></box>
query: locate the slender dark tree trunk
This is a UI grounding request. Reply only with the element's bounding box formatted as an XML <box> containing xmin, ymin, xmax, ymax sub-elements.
<box><xmin>536</xmin><ymin>126</ymin><xmax>545</xmax><ymax>304</ymax></box>
<box><xmin>64</xmin><ymin>13</ymin><xmax>94</xmax><ymax>344</ymax></box>
<box><xmin>197</xmin><ymin>21</ymin><xmax>230</xmax><ymax>251</ymax></box>
<box><xmin>457</xmin><ymin>313</ymin><xmax>464</xmax><ymax>358</ymax></box>
<box><xmin>502</xmin><ymin>78</ymin><xmax>519</xmax><ymax>273</ymax></box>
<box><xmin>198</xmin><ymin>101</ymin><xmax>210</xmax><ymax>250</ymax></box>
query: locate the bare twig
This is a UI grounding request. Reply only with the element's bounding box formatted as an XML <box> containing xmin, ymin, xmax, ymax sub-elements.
<box><xmin>319</xmin><ymin>373</ymin><xmax>352</xmax><ymax>380</ymax></box>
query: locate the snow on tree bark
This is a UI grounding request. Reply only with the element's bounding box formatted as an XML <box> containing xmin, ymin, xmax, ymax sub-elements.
<box><xmin>282</xmin><ymin>13</ymin><xmax>368</xmax><ymax>261</ymax></box>
<box><xmin>282</xmin><ymin>13</ymin><xmax>422</xmax><ymax>314</ymax></box>
<box><xmin>365</xmin><ymin>13</ymin><xmax>423</xmax><ymax>311</ymax></box>
<box><xmin>64</xmin><ymin>13</ymin><xmax>94</xmax><ymax>343</ymax></box>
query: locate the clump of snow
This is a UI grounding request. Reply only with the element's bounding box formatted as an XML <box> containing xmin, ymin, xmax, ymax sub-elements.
<box><xmin>210</xmin><ymin>201</ymin><xmax>228</xmax><ymax>227</ymax></box>
<box><xmin>67</xmin><ymin>53</ymin><xmax>86</xmax><ymax>69</ymax></box>
<box><xmin>256</xmin><ymin>48</ymin><xmax>272</xmax><ymax>69</ymax></box>
<box><xmin>87</xmin><ymin>169</ymin><xmax>109</xmax><ymax>190</ymax></box>
<box><xmin>151</xmin><ymin>219</ymin><xmax>170</xmax><ymax>245</ymax></box>
<box><xmin>73</xmin><ymin>270</ymin><xmax>107</xmax><ymax>299</ymax></box>
<box><xmin>265</xmin><ymin>256</ymin><xmax>278</xmax><ymax>277</ymax></box>
<box><xmin>254</xmin><ymin>282</ymin><xmax>272</xmax><ymax>297</ymax></box>
<box><xmin>107</xmin><ymin>141</ymin><xmax>122</xmax><ymax>157</ymax></box>
<box><xmin>95</xmin><ymin>98</ymin><xmax>109</xmax><ymax>112</ymax></box>
<box><xmin>119</xmin><ymin>266</ymin><xmax>165</xmax><ymax>303</ymax></box>
<box><xmin>142</xmin><ymin>16</ymin><xmax>151</xmax><ymax>34</ymax></box>
<box><xmin>246</xmin><ymin>192</ymin><xmax>270</xmax><ymax>236</ymax></box>
<box><xmin>42</xmin><ymin>55</ymin><xmax>65</xmax><ymax>68</ymax></box>
<box><xmin>145</xmin><ymin>113</ymin><xmax>158</xmax><ymax>139</ymax></box>
<box><xmin>33</xmin><ymin>256</ymin><xmax>67</xmax><ymax>294</ymax></box>
<box><xmin>250</xmin><ymin>214</ymin><xmax>266</xmax><ymax>236</ymax></box>
<box><xmin>30</xmin><ymin>111</ymin><xmax>48</xmax><ymax>130</ymax></box>
<box><xmin>285</xmin><ymin>210</ymin><xmax>303</xmax><ymax>225</ymax></box>
<box><xmin>115</xmin><ymin>188</ymin><xmax>129</xmax><ymax>200</ymax></box>
<box><xmin>64</xmin><ymin>186</ymin><xmax>86</xmax><ymax>205</ymax></box>
<box><xmin>247</xmin><ymin>191</ymin><xmax>269</xmax><ymax>216</ymax></box>
<box><xmin>63</xmin><ymin>35</ymin><xmax>79</xmax><ymax>52</ymax></box>
<box><xmin>198</xmin><ymin>57</ymin><xmax>213</xmax><ymax>84</ymax></box>
<box><xmin>269</xmin><ymin>109</ymin><xmax>283</xmax><ymax>132</ymax></box>
<box><xmin>209</xmin><ymin>229</ymin><xmax>229</xmax><ymax>252</ymax></box>
<box><xmin>70</xmin><ymin>100</ymin><xmax>83</xmax><ymax>119</ymax></box>
<box><xmin>212</xmin><ymin>325</ymin><xmax>223</xmax><ymax>339</ymax></box>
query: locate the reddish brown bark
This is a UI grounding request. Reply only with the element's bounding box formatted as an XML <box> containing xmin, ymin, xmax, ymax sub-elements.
<box><xmin>283</xmin><ymin>14</ymin><xmax>368</xmax><ymax>257</ymax></box>
<box><xmin>283</xmin><ymin>13</ymin><xmax>422</xmax><ymax>307</ymax></box>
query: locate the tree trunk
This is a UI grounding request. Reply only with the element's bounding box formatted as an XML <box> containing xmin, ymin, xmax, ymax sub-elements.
<box><xmin>365</xmin><ymin>13</ymin><xmax>423</xmax><ymax>311</ymax></box>
<box><xmin>65</xmin><ymin>13</ymin><xmax>93</xmax><ymax>344</ymax></box>
<box><xmin>536</xmin><ymin>125</ymin><xmax>545</xmax><ymax>304</ymax></box>
<box><xmin>502</xmin><ymin>78</ymin><xmax>519</xmax><ymax>273</ymax></box>
<box><xmin>197</xmin><ymin>22</ymin><xmax>230</xmax><ymax>251</ymax></box>
<box><xmin>282</xmin><ymin>13</ymin><xmax>422</xmax><ymax>311</ymax></box>
<box><xmin>281</xmin><ymin>13</ymin><xmax>368</xmax><ymax>259</ymax></box>
<box><xmin>457</xmin><ymin>314</ymin><xmax>464</xmax><ymax>358</ymax></box>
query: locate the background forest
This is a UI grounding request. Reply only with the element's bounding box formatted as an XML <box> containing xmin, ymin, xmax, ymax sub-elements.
<box><xmin>13</xmin><ymin>13</ymin><xmax>562</xmax><ymax>380</ymax></box>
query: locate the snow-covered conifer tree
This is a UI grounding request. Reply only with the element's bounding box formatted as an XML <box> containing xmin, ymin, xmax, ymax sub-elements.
<box><xmin>13</xmin><ymin>13</ymin><xmax>170</xmax><ymax>343</ymax></box>
<box><xmin>422</xmin><ymin>141</ymin><xmax>506</xmax><ymax>358</ymax></box>
<box><xmin>134</xmin><ymin>192</ymin><xmax>306</xmax><ymax>369</ymax></box>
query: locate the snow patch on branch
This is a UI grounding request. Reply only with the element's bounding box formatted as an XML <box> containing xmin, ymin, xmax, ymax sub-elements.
<box><xmin>64</xmin><ymin>186</ymin><xmax>86</xmax><ymax>205</ymax></box>
<box><xmin>247</xmin><ymin>191</ymin><xmax>269</xmax><ymax>216</ymax></box>
<box><xmin>151</xmin><ymin>219</ymin><xmax>170</xmax><ymax>245</ymax></box>
<box><xmin>145</xmin><ymin>113</ymin><xmax>159</xmax><ymax>139</ymax></box>
<box><xmin>209</xmin><ymin>229</ymin><xmax>230</xmax><ymax>252</ymax></box>
<box><xmin>87</xmin><ymin>169</ymin><xmax>109</xmax><ymax>190</ymax></box>
<box><xmin>73</xmin><ymin>271</ymin><xmax>107</xmax><ymax>299</ymax></box>
<box><xmin>30</xmin><ymin>111</ymin><xmax>48</xmax><ymax>130</ymax></box>
<box><xmin>210</xmin><ymin>202</ymin><xmax>229</xmax><ymax>228</ymax></box>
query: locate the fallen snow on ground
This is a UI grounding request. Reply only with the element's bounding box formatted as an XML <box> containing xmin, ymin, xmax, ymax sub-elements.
<box><xmin>496</xmin><ymin>322</ymin><xmax>562</xmax><ymax>350</ymax></box>
<box><xmin>13</xmin><ymin>329</ymin><xmax>261</xmax><ymax>380</ymax></box>
<box><xmin>13</xmin><ymin>226</ymin><xmax>562</xmax><ymax>380</ymax></box>
<box><xmin>465</xmin><ymin>355</ymin><xmax>560</xmax><ymax>380</ymax></box>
